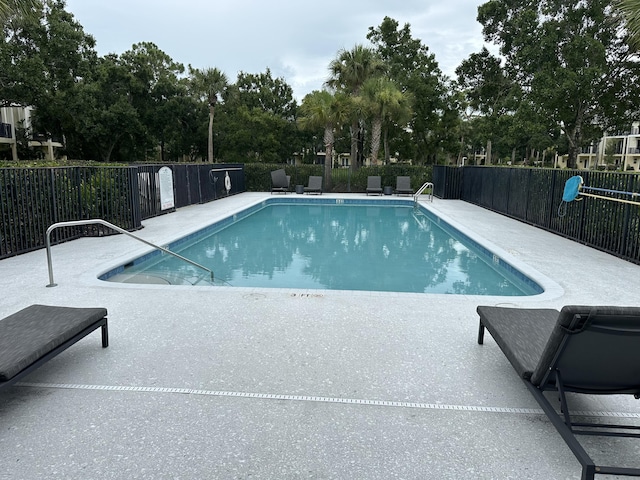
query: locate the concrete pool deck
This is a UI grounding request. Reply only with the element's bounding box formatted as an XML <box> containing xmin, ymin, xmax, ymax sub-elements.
<box><xmin>1</xmin><ymin>193</ymin><xmax>639</xmax><ymax>479</ymax></box>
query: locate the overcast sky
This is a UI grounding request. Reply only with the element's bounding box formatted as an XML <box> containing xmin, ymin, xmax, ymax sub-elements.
<box><xmin>64</xmin><ymin>0</ymin><xmax>494</xmax><ymax>101</ymax></box>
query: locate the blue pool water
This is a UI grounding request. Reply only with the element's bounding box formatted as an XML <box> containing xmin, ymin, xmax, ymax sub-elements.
<box><xmin>102</xmin><ymin>199</ymin><xmax>543</xmax><ymax>295</ymax></box>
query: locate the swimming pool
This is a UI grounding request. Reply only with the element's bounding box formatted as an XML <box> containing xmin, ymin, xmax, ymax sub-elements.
<box><xmin>101</xmin><ymin>198</ymin><xmax>543</xmax><ymax>296</ymax></box>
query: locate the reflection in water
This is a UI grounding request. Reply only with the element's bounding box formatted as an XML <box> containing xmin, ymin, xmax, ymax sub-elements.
<box><xmin>123</xmin><ymin>204</ymin><xmax>538</xmax><ymax>295</ymax></box>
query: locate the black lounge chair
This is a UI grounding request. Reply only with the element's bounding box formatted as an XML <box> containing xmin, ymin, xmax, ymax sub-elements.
<box><xmin>366</xmin><ymin>176</ymin><xmax>383</xmax><ymax>195</ymax></box>
<box><xmin>270</xmin><ymin>169</ymin><xmax>290</xmax><ymax>194</ymax></box>
<box><xmin>477</xmin><ymin>305</ymin><xmax>640</xmax><ymax>480</ymax></box>
<box><xmin>394</xmin><ymin>176</ymin><xmax>413</xmax><ymax>196</ymax></box>
<box><xmin>0</xmin><ymin>305</ymin><xmax>108</xmax><ymax>392</ymax></box>
<box><xmin>304</xmin><ymin>176</ymin><xmax>323</xmax><ymax>195</ymax></box>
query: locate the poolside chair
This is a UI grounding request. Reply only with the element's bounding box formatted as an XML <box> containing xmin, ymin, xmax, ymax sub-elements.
<box><xmin>476</xmin><ymin>305</ymin><xmax>640</xmax><ymax>480</ymax></box>
<box><xmin>270</xmin><ymin>169</ymin><xmax>290</xmax><ymax>194</ymax></box>
<box><xmin>394</xmin><ymin>176</ymin><xmax>413</xmax><ymax>196</ymax></box>
<box><xmin>0</xmin><ymin>305</ymin><xmax>109</xmax><ymax>392</ymax></box>
<box><xmin>366</xmin><ymin>176</ymin><xmax>383</xmax><ymax>195</ymax></box>
<box><xmin>304</xmin><ymin>176</ymin><xmax>323</xmax><ymax>195</ymax></box>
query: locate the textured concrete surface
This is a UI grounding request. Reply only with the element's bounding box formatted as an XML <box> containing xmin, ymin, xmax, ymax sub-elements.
<box><xmin>1</xmin><ymin>193</ymin><xmax>639</xmax><ymax>479</ymax></box>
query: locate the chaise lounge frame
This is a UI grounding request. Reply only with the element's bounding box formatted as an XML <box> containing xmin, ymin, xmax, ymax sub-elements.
<box><xmin>0</xmin><ymin>304</ymin><xmax>109</xmax><ymax>392</ymax></box>
<box><xmin>477</xmin><ymin>305</ymin><xmax>640</xmax><ymax>480</ymax></box>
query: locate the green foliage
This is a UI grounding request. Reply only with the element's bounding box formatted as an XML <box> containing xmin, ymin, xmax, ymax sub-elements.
<box><xmin>0</xmin><ymin>0</ymin><xmax>40</xmax><ymax>22</ymax></box>
<box><xmin>217</xmin><ymin>70</ymin><xmax>301</xmax><ymax>164</ymax></box>
<box><xmin>242</xmin><ymin>163</ymin><xmax>432</xmax><ymax>193</ymax></box>
<box><xmin>9</xmin><ymin>1</ymin><xmax>639</xmax><ymax>173</ymax></box>
<box><xmin>0</xmin><ymin>168</ymin><xmax>55</xmax><ymax>256</ymax></box>
<box><xmin>367</xmin><ymin>17</ymin><xmax>453</xmax><ymax>164</ymax></box>
<box><xmin>242</xmin><ymin>163</ymin><xmax>323</xmax><ymax>192</ymax></box>
<box><xmin>473</xmin><ymin>0</ymin><xmax>640</xmax><ymax>168</ymax></box>
<box><xmin>360</xmin><ymin>76</ymin><xmax>413</xmax><ymax>164</ymax></box>
<box><xmin>327</xmin><ymin>44</ymin><xmax>386</xmax><ymax>171</ymax></box>
<box><xmin>188</xmin><ymin>66</ymin><xmax>228</xmax><ymax>162</ymax></box>
<box><xmin>0</xmin><ymin>165</ymin><xmax>144</xmax><ymax>258</ymax></box>
<box><xmin>229</xmin><ymin>69</ymin><xmax>297</xmax><ymax>119</ymax></box>
<box><xmin>618</xmin><ymin>0</ymin><xmax>640</xmax><ymax>50</ymax></box>
<box><xmin>3</xmin><ymin>1</ymin><xmax>98</xmax><ymax>137</ymax></box>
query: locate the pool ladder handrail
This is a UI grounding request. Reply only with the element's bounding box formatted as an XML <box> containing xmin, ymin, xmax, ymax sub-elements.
<box><xmin>45</xmin><ymin>219</ymin><xmax>214</xmax><ymax>287</ymax></box>
<box><xmin>414</xmin><ymin>181</ymin><xmax>434</xmax><ymax>204</ymax></box>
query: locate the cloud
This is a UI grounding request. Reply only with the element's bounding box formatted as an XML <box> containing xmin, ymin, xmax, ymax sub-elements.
<box><xmin>65</xmin><ymin>0</ymin><xmax>493</xmax><ymax>99</ymax></box>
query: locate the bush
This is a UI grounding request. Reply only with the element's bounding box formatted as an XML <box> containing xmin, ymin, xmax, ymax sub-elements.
<box><xmin>243</xmin><ymin>163</ymin><xmax>433</xmax><ymax>193</ymax></box>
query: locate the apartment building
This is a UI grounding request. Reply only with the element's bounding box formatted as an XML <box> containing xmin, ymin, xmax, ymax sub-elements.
<box><xmin>556</xmin><ymin>122</ymin><xmax>640</xmax><ymax>171</ymax></box>
<box><xmin>0</xmin><ymin>105</ymin><xmax>64</xmax><ymax>161</ymax></box>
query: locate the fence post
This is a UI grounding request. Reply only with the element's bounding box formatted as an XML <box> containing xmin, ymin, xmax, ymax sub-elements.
<box><xmin>128</xmin><ymin>167</ymin><xmax>142</xmax><ymax>230</ymax></box>
<box><xmin>620</xmin><ymin>174</ymin><xmax>634</xmax><ymax>258</ymax></box>
<box><xmin>545</xmin><ymin>169</ymin><xmax>556</xmax><ymax>230</ymax></box>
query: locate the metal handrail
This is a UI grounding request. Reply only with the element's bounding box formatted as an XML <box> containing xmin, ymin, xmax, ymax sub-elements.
<box><xmin>414</xmin><ymin>181</ymin><xmax>434</xmax><ymax>204</ymax></box>
<box><xmin>45</xmin><ymin>219</ymin><xmax>214</xmax><ymax>287</ymax></box>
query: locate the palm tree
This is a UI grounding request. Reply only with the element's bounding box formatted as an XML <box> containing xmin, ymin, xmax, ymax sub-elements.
<box><xmin>0</xmin><ymin>0</ymin><xmax>39</xmax><ymax>22</ymax></box>
<box><xmin>327</xmin><ymin>45</ymin><xmax>385</xmax><ymax>171</ymax></box>
<box><xmin>361</xmin><ymin>77</ymin><xmax>412</xmax><ymax>165</ymax></box>
<box><xmin>619</xmin><ymin>0</ymin><xmax>640</xmax><ymax>50</ymax></box>
<box><xmin>188</xmin><ymin>67</ymin><xmax>228</xmax><ymax>162</ymax></box>
<box><xmin>298</xmin><ymin>90</ymin><xmax>348</xmax><ymax>190</ymax></box>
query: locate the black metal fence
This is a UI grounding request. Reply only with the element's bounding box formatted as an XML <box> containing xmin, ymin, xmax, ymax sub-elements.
<box><xmin>433</xmin><ymin>165</ymin><xmax>640</xmax><ymax>265</ymax></box>
<box><xmin>0</xmin><ymin>163</ymin><xmax>245</xmax><ymax>259</ymax></box>
<box><xmin>432</xmin><ymin>165</ymin><xmax>463</xmax><ymax>200</ymax></box>
<box><xmin>15</xmin><ymin>162</ymin><xmax>640</xmax><ymax>265</ymax></box>
<box><xmin>136</xmin><ymin>163</ymin><xmax>245</xmax><ymax>218</ymax></box>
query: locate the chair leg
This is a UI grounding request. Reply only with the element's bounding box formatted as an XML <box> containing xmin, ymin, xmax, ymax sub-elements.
<box><xmin>581</xmin><ymin>465</ymin><xmax>596</xmax><ymax>480</ymax></box>
<box><xmin>101</xmin><ymin>319</ymin><xmax>109</xmax><ymax>348</ymax></box>
<box><xmin>478</xmin><ymin>320</ymin><xmax>485</xmax><ymax>344</ymax></box>
<box><xmin>556</xmin><ymin>370</ymin><xmax>574</xmax><ymax>429</ymax></box>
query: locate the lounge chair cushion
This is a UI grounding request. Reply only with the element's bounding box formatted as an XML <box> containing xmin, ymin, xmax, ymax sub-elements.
<box><xmin>476</xmin><ymin>305</ymin><xmax>559</xmax><ymax>380</ymax></box>
<box><xmin>0</xmin><ymin>305</ymin><xmax>108</xmax><ymax>381</ymax></box>
<box><xmin>395</xmin><ymin>176</ymin><xmax>413</xmax><ymax>195</ymax></box>
<box><xmin>305</xmin><ymin>176</ymin><xmax>322</xmax><ymax>193</ymax></box>
<box><xmin>271</xmin><ymin>169</ymin><xmax>289</xmax><ymax>192</ymax></box>
<box><xmin>530</xmin><ymin>305</ymin><xmax>640</xmax><ymax>389</ymax></box>
<box><xmin>366</xmin><ymin>176</ymin><xmax>382</xmax><ymax>194</ymax></box>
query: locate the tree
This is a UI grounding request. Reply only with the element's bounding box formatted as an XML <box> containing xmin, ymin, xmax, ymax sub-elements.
<box><xmin>327</xmin><ymin>45</ymin><xmax>385</xmax><ymax>171</ymax></box>
<box><xmin>230</xmin><ymin>68</ymin><xmax>297</xmax><ymax>119</ymax></box>
<box><xmin>298</xmin><ymin>90</ymin><xmax>350</xmax><ymax>189</ymax></box>
<box><xmin>0</xmin><ymin>0</ymin><xmax>97</xmax><ymax>159</ymax></box>
<box><xmin>456</xmin><ymin>48</ymin><xmax>521</xmax><ymax>164</ymax></box>
<box><xmin>119</xmin><ymin>42</ymin><xmax>185</xmax><ymax>161</ymax></box>
<box><xmin>0</xmin><ymin>0</ymin><xmax>39</xmax><ymax>24</ymax></box>
<box><xmin>367</xmin><ymin>17</ymin><xmax>449</xmax><ymax>164</ymax></box>
<box><xmin>64</xmin><ymin>54</ymin><xmax>142</xmax><ymax>162</ymax></box>
<box><xmin>477</xmin><ymin>0</ymin><xmax>640</xmax><ymax>168</ymax></box>
<box><xmin>218</xmin><ymin>69</ymin><xmax>299</xmax><ymax>163</ymax></box>
<box><xmin>360</xmin><ymin>76</ymin><xmax>412</xmax><ymax>164</ymax></box>
<box><xmin>618</xmin><ymin>0</ymin><xmax>640</xmax><ymax>49</ymax></box>
<box><xmin>188</xmin><ymin>66</ymin><xmax>228</xmax><ymax>162</ymax></box>
<box><xmin>164</xmin><ymin>93</ymin><xmax>208</xmax><ymax>162</ymax></box>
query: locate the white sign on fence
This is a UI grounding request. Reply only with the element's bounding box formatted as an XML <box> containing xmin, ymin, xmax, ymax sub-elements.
<box><xmin>159</xmin><ymin>166</ymin><xmax>175</xmax><ymax>210</ymax></box>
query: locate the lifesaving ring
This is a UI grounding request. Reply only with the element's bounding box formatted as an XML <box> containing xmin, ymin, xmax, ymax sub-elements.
<box><xmin>224</xmin><ymin>172</ymin><xmax>232</xmax><ymax>192</ymax></box>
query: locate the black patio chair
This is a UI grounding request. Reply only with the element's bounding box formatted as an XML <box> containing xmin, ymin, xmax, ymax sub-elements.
<box><xmin>0</xmin><ymin>305</ymin><xmax>109</xmax><ymax>392</ymax></box>
<box><xmin>304</xmin><ymin>176</ymin><xmax>323</xmax><ymax>195</ymax></box>
<box><xmin>366</xmin><ymin>176</ymin><xmax>383</xmax><ymax>195</ymax></box>
<box><xmin>394</xmin><ymin>176</ymin><xmax>413</xmax><ymax>196</ymax></box>
<box><xmin>476</xmin><ymin>305</ymin><xmax>640</xmax><ymax>480</ymax></box>
<box><xmin>270</xmin><ymin>169</ymin><xmax>290</xmax><ymax>194</ymax></box>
